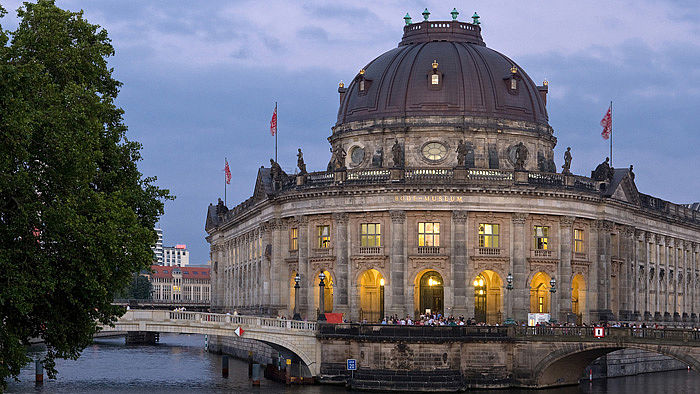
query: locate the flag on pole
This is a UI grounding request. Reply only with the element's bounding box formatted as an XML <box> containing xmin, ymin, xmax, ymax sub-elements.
<box><xmin>600</xmin><ymin>105</ymin><xmax>612</xmax><ymax>140</ymax></box>
<box><xmin>270</xmin><ymin>105</ymin><xmax>278</xmax><ymax>136</ymax></box>
<box><xmin>224</xmin><ymin>159</ymin><xmax>231</xmax><ymax>184</ymax></box>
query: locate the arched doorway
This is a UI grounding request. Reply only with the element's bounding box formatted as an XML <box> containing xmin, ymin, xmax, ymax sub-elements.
<box><xmin>359</xmin><ymin>269</ymin><xmax>385</xmax><ymax>322</ymax></box>
<box><xmin>473</xmin><ymin>270</ymin><xmax>503</xmax><ymax>324</ymax></box>
<box><xmin>313</xmin><ymin>270</ymin><xmax>334</xmax><ymax>313</ymax></box>
<box><xmin>418</xmin><ymin>270</ymin><xmax>444</xmax><ymax>316</ymax></box>
<box><xmin>572</xmin><ymin>274</ymin><xmax>586</xmax><ymax>325</ymax></box>
<box><xmin>530</xmin><ymin>272</ymin><xmax>552</xmax><ymax>314</ymax></box>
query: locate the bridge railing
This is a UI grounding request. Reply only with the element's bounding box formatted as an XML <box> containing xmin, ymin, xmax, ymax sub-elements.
<box><xmin>513</xmin><ymin>326</ymin><xmax>700</xmax><ymax>342</ymax></box>
<box><xmin>120</xmin><ymin>310</ymin><xmax>317</xmax><ymax>331</ymax></box>
<box><xmin>318</xmin><ymin>324</ymin><xmax>509</xmax><ymax>339</ymax></box>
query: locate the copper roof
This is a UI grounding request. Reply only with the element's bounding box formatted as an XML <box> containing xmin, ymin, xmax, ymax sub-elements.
<box><xmin>336</xmin><ymin>20</ymin><xmax>548</xmax><ymax>127</ymax></box>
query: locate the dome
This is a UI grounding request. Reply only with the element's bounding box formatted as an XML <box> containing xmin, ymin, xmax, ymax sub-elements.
<box><xmin>335</xmin><ymin>19</ymin><xmax>549</xmax><ymax>128</ymax></box>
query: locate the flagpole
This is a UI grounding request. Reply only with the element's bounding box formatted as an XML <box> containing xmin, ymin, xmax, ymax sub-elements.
<box><xmin>609</xmin><ymin>101</ymin><xmax>613</xmax><ymax>167</ymax></box>
<box><xmin>224</xmin><ymin>156</ymin><xmax>227</xmax><ymax>207</ymax></box>
<box><xmin>275</xmin><ymin>102</ymin><xmax>278</xmax><ymax>163</ymax></box>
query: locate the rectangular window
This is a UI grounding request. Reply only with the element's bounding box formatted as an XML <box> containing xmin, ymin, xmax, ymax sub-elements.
<box><xmin>534</xmin><ymin>226</ymin><xmax>549</xmax><ymax>250</ymax></box>
<box><xmin>574</xmin><ymin>229</ymin><xmax>585</xmax><ymax>253</ymax></box>
<box><xmin>360</xmin><ymin>223</ymin><xmax>381</xmax><ymax>247</ymax></box>
<box><xmin>431</xmin><ymin>74</ymin><xmax>439</xmax><ymax>85</ymax></box>
<box><xmin>290</xmin><ymin>227</ymin><xmax>298</xmax><ymax>251</ymax></box>
<box><xmin>478</xmin><ymin>224</ymin><xmax>500</xmax><ymax>248</ymax></box>
<box><xmin>538</xmin><ymin>296</ymin><xmax>544</xmax><ymax>313</ymax></box>
<box><xmin>317</xmin><ymin>225</ymin><xmax>331</xmax><ymax>248</ymax></box>
<box><xmin>418</xmin><ymin>222</ymin><xmax>440</xmax><ymax>247</ymax></box>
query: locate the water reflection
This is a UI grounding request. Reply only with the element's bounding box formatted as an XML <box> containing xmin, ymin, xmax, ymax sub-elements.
<box><xmin>7</xmin><ymin>333</ymin><xmax>700</xmax><ymax>393</ymax></box>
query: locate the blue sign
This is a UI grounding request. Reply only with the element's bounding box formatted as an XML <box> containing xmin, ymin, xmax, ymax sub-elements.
<box><xmin>347</xmin><ymin>359</ymin><xmax>357</xmax><ymax>371</ymax></box>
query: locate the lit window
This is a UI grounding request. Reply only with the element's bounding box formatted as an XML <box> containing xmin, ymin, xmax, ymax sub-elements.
<box><xmin>431</xmin><ymin>74</ymin><xmax>439</xmax><ymax>85</ymax></box>
<box><xmin>290</xmin><ymin>227</ymin><xmax>298</xmax><ymax>251</ymax></box>
<box><xmin>478</xmin><ymin>224</ymin><xmax>500</xmax><ymax>248</ymax></box>
<box><xmin>574</xmin><ymin>229</ymin><xmax>585</xmax><ymax>253</ymax></box>
<box><xmin>418</xmin><ymin>222</ymin><xmax>440</xmax><ymax>247</ymax></box>
<box><xmin>511</xmin><ymin>78</ymin><xmax>517</xmax><ymax>90</ymax></box>
<box><xmin>538</xmin><ymin>296</ymin><xmax>544</xmax><ymax>312</ymax></box>
<box><xmin>534</xmin><ymin>226</ymin><xmax>549</xmax><ymax>250</ymax></box>
<box><xmin>359</xmin><ymin>80</ymin><xmax>365</xmax><ymax>91</ymax></box>
<box><xmin>360</xmin><ymin>223</ymin><xmax>381</xmax><ymax>247</ymax></box>
<box><xmin>318</xmin><ymin>225</ymin><xmax>331</xmax><ymax>248</ymax></box>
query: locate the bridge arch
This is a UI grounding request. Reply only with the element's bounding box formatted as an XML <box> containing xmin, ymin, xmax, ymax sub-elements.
<box><xmin>532</xmin><ymin>342</ymin><xmax>700</xmax><ymax>387</ymax></box>
<box><xmin>108</xmin><ymin>310</ymin><xmax>320</xmax><ymax>376</ymax></box>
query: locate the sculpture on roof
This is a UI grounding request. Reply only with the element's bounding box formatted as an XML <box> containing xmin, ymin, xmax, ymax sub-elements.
<box><xmin>456</xmin><ymin>140</ymin><xmax>467</xmax><ymax>167</ymax></box>
<box><xmin>591</xmin><ymin>157</ymin><xmax>614</xmax><ymax>181</ymax></box>
<box><xmin>391</xmin><ymin>140</ymin><xmax>404</xmax><ymax>168</ymax></box>
<box><xmin>297</xmin><ymin>148</ymin><xmax>307</xmax><ymax>175</ymax></box>
<box><xmin>562</xmin><ymin>147</ymin><xmax>572</xmax><ymax>175</ymax></box>
<box><xmin>514</xmin><ymin>142</ymin><xmax>528</xmax><ymax>171</ymax></box>
<box><xmin>331</xmin><ymin>145</ymin><xmax>346</xmax><ymax>171</ymax></box>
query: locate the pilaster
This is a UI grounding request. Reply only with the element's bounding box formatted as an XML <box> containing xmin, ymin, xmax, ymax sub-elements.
<box><xmin>451</xmin><ymin>211</ymin><xmax>469</xmax><ymax>317</ymax></box>
<box><xmin>511</xmin><ymin>213</ymin><xmax>528</xmax><ymax>322</ymax></box>
<box><xmin>558</xmin><ymin>216</ymin><xmax>574</xmax><ymax>322</ymax></box>
<box><xmin>388</xmin><ymin>210</ymin><xmax>407</xmax><ymax>317</ymax></box>
<box><xmin>333</xmin><ymin>212</ymin><xmax>350</xmax><ymax>314</ymax></box>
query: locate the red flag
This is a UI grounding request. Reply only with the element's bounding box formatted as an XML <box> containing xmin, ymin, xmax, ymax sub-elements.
<box><xmin>270</xmin><ymin>105</ymin><xmax>277</xmax><ymax>136</ymax></box>
<box><xmin>224</xmin><ymin>160</ymin><xmax>231</xmax><ymax>184</ymax></box>
<box><xmin>600</xmin><ymin>106</ymin><xmax>612</xmax><ymax>140</ymax></box>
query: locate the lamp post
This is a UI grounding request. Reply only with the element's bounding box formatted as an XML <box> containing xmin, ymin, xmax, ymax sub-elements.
<box><xmin>549</xmin><ymin>277</ymin><xmax>557</xmax><ymax>323</ymax></box>
<box><xmin>504</xmin><ymin>272</ymin><xmax>515</xmax><ymax>325</ymax></box>
<box><xmin>318</xmin><ymin>271</ymin><xmax>326</xmax><ymax>322</ymax></box>
<box><xmin>292</xmin><ymin>273</ymin><xmax>301</xmax><ymax>320</ymax></box>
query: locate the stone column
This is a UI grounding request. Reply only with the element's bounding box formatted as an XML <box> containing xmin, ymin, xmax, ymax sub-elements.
<box><xmin>269</xmin><ymin>219</ymin><xmax>283</xmax><ymax>310</ymax></box>
<box><xmin>388</xmin><ymin>210</ymin><xmax>407</xmax><ymax>317</ymax></box>
<box><xmin>296</xmin><ymin>215</ymin><xmax>310</xmax><ymax>319</ymax></box>
<box><xmin>558</xmin><ymin>216</ymin><xmax>574</xmax><ymax>323</ymax></box>
<box><xmin>653</xmin><ymin>236</ymin><xmax>661</xmax><ymax>320</ymax></box>
<box><xmin>451</xmin><ymin>211</ymin><xmax>468</xmax><ymax>317</ymax></box>
<box><xmin>333</xmin><ymin>212</ymin><xmax>350</xmax><ymax>315</ymax></box>
<box><xmin>592</xmin><ymin>220</ymin><xmax>613</xmax><ymax>321</ymax></box>
<box><xmin>693</xmin><ymin>243</ymin><xmax>698</xmax><ymax>320</ymax></box>
<box><xmin>619</xmin><ymin>226</ymin><xmax>635</xmax><ymax>320</ymax></box>
<box><xmin>511</xmin><ymin>213</ymin><xmax>529</xmax><ymax>322</ymax></box>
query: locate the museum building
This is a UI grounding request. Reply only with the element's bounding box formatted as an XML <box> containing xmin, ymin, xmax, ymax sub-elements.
<box><xmin>205</xmin><ymin>12</ymin><xmax>700</xmax><ymax>325</ymax></box>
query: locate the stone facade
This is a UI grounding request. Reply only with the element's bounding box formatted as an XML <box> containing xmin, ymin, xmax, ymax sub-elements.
<box><xmin>204</xmin><ymin>17</ymin><xmax>700</xmax><ymax>326</ymax></box>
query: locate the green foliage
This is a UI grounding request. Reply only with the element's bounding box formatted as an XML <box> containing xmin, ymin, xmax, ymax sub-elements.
<box><xmin>0</xmin><ymin>1</ymin><xmax>172</xmax><ymax>387</ymax></box>
<box><xmin>115</xmin><ymin>274</ymin><xmax>153</xmax><ymax>300</ymax></box>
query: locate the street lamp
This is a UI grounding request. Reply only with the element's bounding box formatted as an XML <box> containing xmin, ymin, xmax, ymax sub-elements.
<box><xmin>549</xmin><ymin>277</ymin><xmax>557</xmax><ymax>323</ymax></box>
<box><xmin>292</xmin><ymin>273</ymin><xmax>301</xmax><ymax>320</ymax></box>
<box><xmin>318</xmin><ymin>271</ymin><xmax>327</xmax><ymax>322</ymax></box>
<box><xmin>504</xmin><ymin>272</ymin><xmax>515</xmax><ymax>325</ymax></box>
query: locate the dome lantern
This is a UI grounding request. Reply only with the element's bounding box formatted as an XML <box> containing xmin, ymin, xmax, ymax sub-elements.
<box><xmin>472</xmin><ymin>12</ymin><xmax>480</xmax><ymax>25</ymax></box>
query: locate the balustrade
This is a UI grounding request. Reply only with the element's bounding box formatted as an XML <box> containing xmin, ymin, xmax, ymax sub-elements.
<box><xmin>417</xmin><ymin>246</ymin><xmax>441</xmax><ymax>255</ymax></box>
<box><xmin>476</xmin><ymin>247</ymin><xmax>501</xmax><ymax>256</ymax></box>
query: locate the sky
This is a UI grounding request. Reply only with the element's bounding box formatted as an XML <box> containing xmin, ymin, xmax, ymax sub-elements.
<box><xmin>2</xmin><ymin>1</ymin><xmax>699</xmax><ymax>264</ymax></box>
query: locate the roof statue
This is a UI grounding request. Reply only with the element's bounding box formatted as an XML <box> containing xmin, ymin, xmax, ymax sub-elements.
<box><xmin>331</xmin><ymin>145</ymin><xmax>346</xmax><ymax>171</ymax></box>
<box><xmin>591</xmin><ymin>157</ymin><xmax>614</xmax><ymax>181</ymax></box>
<box><xmin>391</xmin><ymin>140</ymin><xmax>404</xmax><ymax>168</ymax></box>
<box><xmin>562</xmin><ymin>147</ymin><xmax>572</xmax><ymax>175</ymax></box>
<box><xmin>514</xmin><ymin>142</ymin><xmax>528</xmax><ymax>171</ymax></box>
<box><xmin>297</xmin><ymin>148</ymin><xmax>307</xmax><ymax>175</ymax></box>
<box><xmin>456</xmin><ymin>140</ymin><xmax>468</xmax><ymax>168</ymax></box>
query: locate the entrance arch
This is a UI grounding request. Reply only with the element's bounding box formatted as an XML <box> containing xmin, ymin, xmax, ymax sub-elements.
<box><xmin>530</xmin><ymin>272</ymin><xmax>552</xmax><ymax>314</ymax></box>
<box><xmin>416</xmin><ymin>270</ymin><xmax>444</xmax><ymax>316</ymax></box>
<box><xmin>473</xmin><ymin>270</ymin><xmax>503</xmax><ymax>324</ymax></box>
<box><xmin>358</xmin><ymin>269</ymin><xmax>385</xmax><ymax>322</ymax></box>
<box><xmin>313</xmin><ymin>270</ymin><xmax>334</xmax><ymax>313</ymax></box>
<box><xmin>572</xmin><ymin>274</ymin><xmax>586</xmax><ymax>325</ymax></box>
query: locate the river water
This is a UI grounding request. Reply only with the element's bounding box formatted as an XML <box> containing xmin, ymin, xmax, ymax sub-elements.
<box><xmin>7</xmin><ymin>333</ymin><xmax>700</xmax><ymax>393</ymax></box>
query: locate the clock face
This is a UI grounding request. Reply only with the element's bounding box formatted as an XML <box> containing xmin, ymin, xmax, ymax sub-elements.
<box><xmin>422</xmin><ymin>142</ymin><xmax>447</xmax><ymax>161</ymax></box>
<box><xmin>350</xmin><ymin>146</ymin><xmax>365</xmax><ymax>165</ymax></box>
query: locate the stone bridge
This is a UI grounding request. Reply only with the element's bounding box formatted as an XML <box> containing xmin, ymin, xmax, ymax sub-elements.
<box><xmin>105</xmin><ymin>311</ymin><xmax>700</xmax><ymax>390</ymax></box>
<box><xmin>106</xmin><ymin>310</ymin><xmax>320</xmax><ymax>375</ymax></box>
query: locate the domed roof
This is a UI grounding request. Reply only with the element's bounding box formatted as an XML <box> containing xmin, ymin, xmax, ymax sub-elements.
<box><xmin>336</xmin><ymin>19</ymin><xmax>549</xmax><ymax>127</ymax></box>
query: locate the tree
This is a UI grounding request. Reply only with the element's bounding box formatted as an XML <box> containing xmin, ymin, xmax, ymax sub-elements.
<box><xmin>0</xmin><ymin>1</ymin><xmax>172</xmax><ymax>387</ymax></box>
<box><xmin>115</xmin><ymin>274</ymin><xmax>154</xmax><ymax>300</ymax></box>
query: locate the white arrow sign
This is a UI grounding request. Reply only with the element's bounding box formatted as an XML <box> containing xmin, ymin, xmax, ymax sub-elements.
<box><xmin>234</xmin><ymin>327</ymin><xmax>244</xmax><ymax>337</ymax></box>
